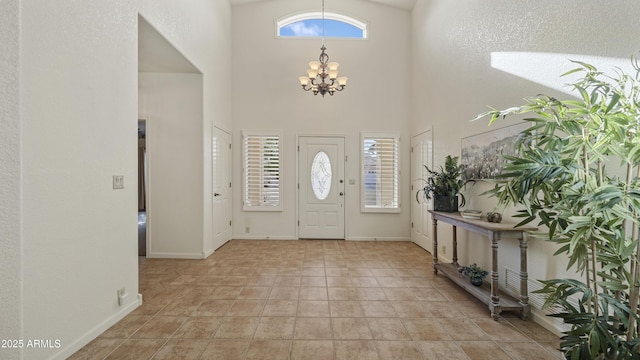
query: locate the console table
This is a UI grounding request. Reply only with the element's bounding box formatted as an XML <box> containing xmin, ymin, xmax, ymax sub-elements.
<box><xmin>429</xmin><ymin>210</ymin><xmax>537</xmax><ymax>320</ymax></box>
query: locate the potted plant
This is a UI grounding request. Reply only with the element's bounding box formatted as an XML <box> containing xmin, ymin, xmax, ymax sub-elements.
<box><xmin>474</xmin><ymin>58</ymin><xmax>640</xmax><ymax>359</ymax></box>
<box><xmin>416</xmin><ymin>155</ymin><xmax>472</xmax><ymax>212</ymax></box>
<box><xmin>460</xmin><ymin>263</ymin><xmax>488</xmax><ymax>286</ymax></box>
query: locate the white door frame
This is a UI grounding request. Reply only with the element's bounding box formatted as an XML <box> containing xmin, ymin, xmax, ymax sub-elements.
<box><xmin>212</xmin><ymin>126</ymin><xmax>232</xmax><ymax>251</ymax></box>
<box><xmin>411</xmin><ymin>129</ymin><xmax>433</xmax><ymax>253</ymax></box>
<box><xmin>296</xmin><ymin>135</ymin><xmax>346</xmax><ymax>239</ymax></box>
<box><xmin>138</xmin><ymin>116</ymin><xmax>151</xmax><ymax>258</ymax></box>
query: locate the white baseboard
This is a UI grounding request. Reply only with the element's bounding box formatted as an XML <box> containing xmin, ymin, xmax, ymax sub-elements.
<box><xmin>147</xmin><ymin>252</ymin><xmax>205</xmax><ymax>259</ymax></box>
<box><xmin>50</xmin><ymin>294</ymin><xmax>142</xmax><ymax>360</ymax></box>
<box><xmin>231</xmin><ymin>235</ymin><xmax>298</xmax><ymax>240</ymax></box>
<box><xmin>345</xmin><ymin>236</ymin><xmax>411</xmax><ymax>241</ymax></box>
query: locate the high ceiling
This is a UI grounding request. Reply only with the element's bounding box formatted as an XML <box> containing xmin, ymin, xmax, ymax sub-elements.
<box><xmin>228</xmin><ymin>0</ymin><xmax>416</xmax><ymax>11</ymax></box>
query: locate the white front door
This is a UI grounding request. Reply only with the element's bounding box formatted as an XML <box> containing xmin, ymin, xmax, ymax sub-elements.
<box><xmin>298</xmin><ymin>137</ymin><xmax>345</xmax><ymax>239</ymax></box>
<box><xmin>212</xmin><ymin>127</ymin><xmax>232</xmax><ymax>250</ymax></box>
<box><xmin>411</xmin><ymin>130</ymin><xmax>433</xmax><ymax>252</ymax></box>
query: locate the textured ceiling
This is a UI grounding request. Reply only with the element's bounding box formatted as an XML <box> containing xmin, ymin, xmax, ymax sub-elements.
<box><xmin>228</xmin><ymin>0</ymin><xmax>416</xmax><ymax>11</ymax></box>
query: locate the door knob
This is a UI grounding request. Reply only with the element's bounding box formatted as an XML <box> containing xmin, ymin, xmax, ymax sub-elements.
<box><xmin>214</xmin><ymin>193</ymin><xmax>221</xmax><ymax>197</ymax></box>
<box><xmin>339</xmin><ymin>192</ymin><xmax>344</xmax><ymax>196</ymax></box>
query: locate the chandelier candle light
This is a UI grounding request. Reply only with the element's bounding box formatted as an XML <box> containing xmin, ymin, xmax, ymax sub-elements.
<box><xmin>298</xmin><ymin>0</ymin><xmax>348</xmax><ymax>97</ymax></box>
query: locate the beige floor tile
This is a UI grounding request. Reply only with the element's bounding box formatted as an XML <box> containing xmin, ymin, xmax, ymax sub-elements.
<box><xmin>328</xmin><ymin>287</ymin><xmax>359</xmax><ymax>300</ymax></box>
<box><xmin>99</xmin><ymin>315</ymin><xmax>153</xmax><ymax>338</ymax></box>
<box><xmin>417</xmin><ymin>341</ymin><xmax>471</xmax><ymax>360</ymax></box>
<box><xmin>158</xmin><ymin>297</ymin><xmax>202</xmax><ymax>317</ymax></box>
<box><xmin>383</xmin><ymin>288</ymin><xmax>418</xmax><ymax>301</ymax></box>
<box><xmin>67</xmin><ymin>338</ymin><xmax>123</xmax><ymax>360</ymax></box>
<box><xmin>291</xmin><ymin>340</ymin><xmax>334</xmax><ymax>360</ymax></box>
<box><xmin>269</xmin><ymin>286</ymin><xmax>300</xmax><ymax>300</ymax></box>
<box><xmin>104</xmin><ymin>339</ymin><xmax>166</xmax><ymax>360</ymax></box>
<box><xmin>301</xmin><ymin>267</ymin><xmax>326</xmax><ymax>276</ymax></box>
<box><xmin>274</xmin><ymin>276</ymin><xmax>302</xmax><ymax>287</ymax></box>
<box><xmin>351</xmin><ymin>277</ymin><xmax>379</xmax><ymax>287</ymax></box>
<box><xmin>411</xmin><ymin>287</ymin><xmax>448</xmax><ymax>301</ymax></box>
<box><xmin>227</xmin><ymin>299</ymin><xmax>265</xmax><ymax>317</ymax></box>
<box><xmin>356</xmin><ymin>288</ymin><xmax>388</xmax><ymax>301</ymax></box>
<box><xmin>254</xmin><ymin>317</ymin><xmax>296</xmax><ymax>340</ymax></box>
<box><xmin>332</xmin><ymin>317</ymin><xmax>373</xmax><ymax>339</ymax></box>
<box><xmin>499</xmin><ymin>341</ymin><xmax>562</xmax><ymax>360</ymax></box>
<box><xmin>214</xmin><ymin>317</ymin><xmax>259</xmax><ymax>339</ymax></box>
<box><xmin>245</xmin><ymin>340</ymin><xmax>292</xmax><ymax>360</ymax></box>
<box><xmin>472</xmin><ymin>318</ymin><xmax>529</xmax><ymax>341</ymax></box>
<box><xmin>375</xmin><ymin>340</ymin><xmax>423</xmax><ymax>360</ymax></box>
<box><xmin>330</xmin><ymin>300</ymin><xmax>365</xmax><ymax>317</ymax></box>
<box><xmin>199</xmin><ymin>339</ymin><xmax>249</xmax><ymax>360</ymax></box>
<box><xmin>421</xmin><ymin>300</ymin><xmax>465</xmax><ymax>318</ymax></box>
<box><xmin>368</xmin><ymin>318</ymin><xmax>411</xmax><ymax>340</ymax></box>
<box><xmin>172</xmin><ymin>316</ymin><xmax>223</xmax><ymax>339</ymax></box>
<box><xmin>334</xmin><ymin>340</ymin><xmax>380</xmax><ymax>360</ymax></box>
<box><xmin>438</xmin><ymin>318</ymin><xmax>490</xmax><ymax>341</ymax></box>
<box><xmin>458</xmin><ymin>341</ymin><xmax>512</xmax><ymax>360</ymax></box>
<box><xmin>402</xmin><ymin>318</ymin><xmax>452</xmax><ymax>341</ymax></box>
<box><xmin>151</xmin><ymin>339</ymin><xmax>208</xmax><ymax>359</ymax></box>
<box><xmin>263</xmin><ymin>299</ymin><xmax>298</xmax><ymax>317</ymax></box>
<box><xmin>74</xmin><ymin>240</ymin><xmax>561</xmax><ymax>359</ymax></box>
<box><xmin>238</xmin><ymin>286</ymin><xmax>271</xmax><ymax>299</ymax></box>
<box><xmin>131</xmin><ymin>316</ymin><xmax>187</xmax><ymax>339</ymax></box>
<box><xmin>298</xmin><ymin>300</ymin><xmax>330</xmax><ymax>317</ymax></box>
<box><xmin>210</xmin><ymin>286</ymin><xmax>243</xmax><ymax>299</ymax></box>
<box><xmin>294</xmin><ymin>317</ymin><xmax>333</xmax><ymax>339</ymax></box>
<box><xmin>191</xmin><ymin>299</ymin><xmax>233</xmax><ymax>317</ymax></box>
<box><xmin>390</xmin><ymin>301</ymin><xmax>431</xmax><ymax>318</ymax></box>
<box><xmin>301</xmin><ymin>276</ymin><xmax>327</xmax><ymax>287</ymax></box>
<box><xmin>299</xmin><ymin>287</ymin><xmax>328</xmax><ymax>300</ymax></box>
<box><xmin>360</xmin><ymin>301</ymin><xmax>397</xmax><ymax>317</ymax></box>
<box><xmin>376</xmin><ymin>277</ymin><xmax>405</xmax><ymax>287</ymax></box>
<box><xmin>327</xmin><ymin>276</ymin><xmax>353</xmax><ymax>287</ymax></box>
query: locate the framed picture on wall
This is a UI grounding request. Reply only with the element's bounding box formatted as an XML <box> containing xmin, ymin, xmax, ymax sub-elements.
<box><xmin>460</xmin><ymin>122</ymin><xmax>530</xmax><ymax>180</ymax></box>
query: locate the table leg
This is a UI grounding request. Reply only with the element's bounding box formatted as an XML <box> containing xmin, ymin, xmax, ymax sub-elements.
<box><xmin>432</xmin><ymin>217</ymin><xmax>438</xmax><ymax>274</ymax></box>
<box><xmin>452</xmin><ymin>225</ymin><xmax>458</xmax><ymax>267</ymax></box>
<box><xmin>490</xmin><ymin>231</ymin><xmax>501</xmax><ymax>320</ymax></box>
<box><xmin>519</xmin><ymin>234</ymin><xmax>531</xmax><ymax>320</ymax></box>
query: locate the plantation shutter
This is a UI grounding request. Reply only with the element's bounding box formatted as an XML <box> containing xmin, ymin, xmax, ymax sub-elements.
<box><xmin>243</xmin><ymin>131</ymin><xmax>282</xmax><ymax>211</ymax></box>
<box><xmin>362</xmin><ymin>134</ymin><xmax>400</xmax><ymax>212</ymax></box>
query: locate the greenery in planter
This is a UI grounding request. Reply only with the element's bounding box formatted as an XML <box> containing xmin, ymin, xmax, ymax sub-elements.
<box><xmin>460</xmin><ymin>263</ymin><xmax>489</xmax><ymax>286</ymax></box>
<box><xmin>474</xmin><ymin>58</ymin><xmax>640</xmax><ymax>359</ymax></box>
<box><xmin>416</xmin><ymin>155</ymin><xmax>472</xmax><ymax>212</ymax></box>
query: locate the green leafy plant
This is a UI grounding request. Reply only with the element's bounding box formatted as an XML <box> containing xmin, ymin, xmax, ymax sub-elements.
<box><xmin>474</xmin><ymin>57</ymin><xmax>640</xmax><ymax>359</ymax></box>
<box><xmin>461</xmin><ymin>263</ymin><xmax>489</xmax><ymax>278</ymax></box>
<box><xmin>416</xmin><ymin>155</ymin><xmax>472</xmax><ymax>210</ymax></box>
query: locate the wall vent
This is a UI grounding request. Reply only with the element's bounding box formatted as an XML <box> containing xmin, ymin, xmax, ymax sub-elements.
<box><xmin>504</xmin><ymin>267</ymin><xmax>577</xmax><ymax>327</ymax></box>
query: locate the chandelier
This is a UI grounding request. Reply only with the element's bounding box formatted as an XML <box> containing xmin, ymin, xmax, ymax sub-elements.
<box><xmin>297</xmin><ymin>0</ymin><xmax>348</xmax><ymax>97</ymax></box>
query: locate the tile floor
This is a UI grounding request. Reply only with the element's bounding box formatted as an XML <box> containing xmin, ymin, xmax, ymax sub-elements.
<box><xmin>70</xmin><ymin>240</ymin><xmax>562</xmax><ymax>359</ymax></box>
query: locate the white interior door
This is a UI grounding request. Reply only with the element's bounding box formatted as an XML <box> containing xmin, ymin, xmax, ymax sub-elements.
<box><xmin>213</xmin><ymin>127</ymin><xmax>232</xmax><ymax>250</ymax></box>
<box><xmin>411</xmin><ymin>130</ymin><xmax>433</xmax><ymax>252</ymax></box>
<box><xmin>298</xmin><ymin>137</ymin><xmax>345</xmax><ymax>239</ymax></box>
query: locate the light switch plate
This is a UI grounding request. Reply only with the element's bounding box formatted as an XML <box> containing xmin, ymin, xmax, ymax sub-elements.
<box><xmin>113</xmin><ymin>175</ymin><xmax>124</xmax><ymax>189</ymax></box>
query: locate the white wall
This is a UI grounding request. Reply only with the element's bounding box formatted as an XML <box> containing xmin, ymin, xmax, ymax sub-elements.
<box><xmin>0</xmin><ymin>1</ymin><xmax>21</xmax><ymax>359</ymax></box>
<box><xmin>412</xmin><ymin>0</ymin><xmax>640</xmax><ymax>333</ymax></box>
<box><xmin>139</xmin><ymin>72</ymin><xmax>204</xmax><ymax>258</ymax></box>
<box><xmin>231</xmin><ymin>0</ymin><xmax>412</xmax><ymax>241</ymax></box>
<box><xmin>9</xmin><ymin>1</ymin><xmax>231</xmax><ymax>359</ymax></box>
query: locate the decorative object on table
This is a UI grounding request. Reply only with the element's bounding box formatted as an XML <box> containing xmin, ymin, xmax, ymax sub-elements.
<box><xmin>485</xmin><ymin>212</ymin><xmax>502</xmax><ymax>223</ymax></box>
<box><xmin>461</xmin><ymin>210</ymin><xmax>482</xmax><ymax>220</ymax></box>
<box><xmin>297</xmin><ymin>0</ymin><xmax>348</xmax><ymax>97</ymax></box>
<box><xmin>415</xmin><ymin>155</ymin><xmax>473</xmax><ymax>213</ymax></box>
<box><xmin>460</xmin><ymin>263</ymin><xmax>488</xmax><ymax>286</ymax></box>
<box><xmin>473</xmin><ymin>57</ymin><xmax>640</xmax><ymax>359</ymax></box>
<box><xmin>460</xmin><ymin>122</ymin><xmax>530</xmax><ymax>180</ymax></box>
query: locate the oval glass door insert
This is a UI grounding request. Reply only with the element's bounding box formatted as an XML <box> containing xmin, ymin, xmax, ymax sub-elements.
<box><xmin>311</xmin><ymin>151</ymin><xmax>332</xmax><ymax>200</ymax></box>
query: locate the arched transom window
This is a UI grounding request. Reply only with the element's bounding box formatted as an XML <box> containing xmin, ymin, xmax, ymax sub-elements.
<box><xmin>277</xmin><ymin>12</ymin><xmax>367</xmax><ymax>39</ymax></box>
